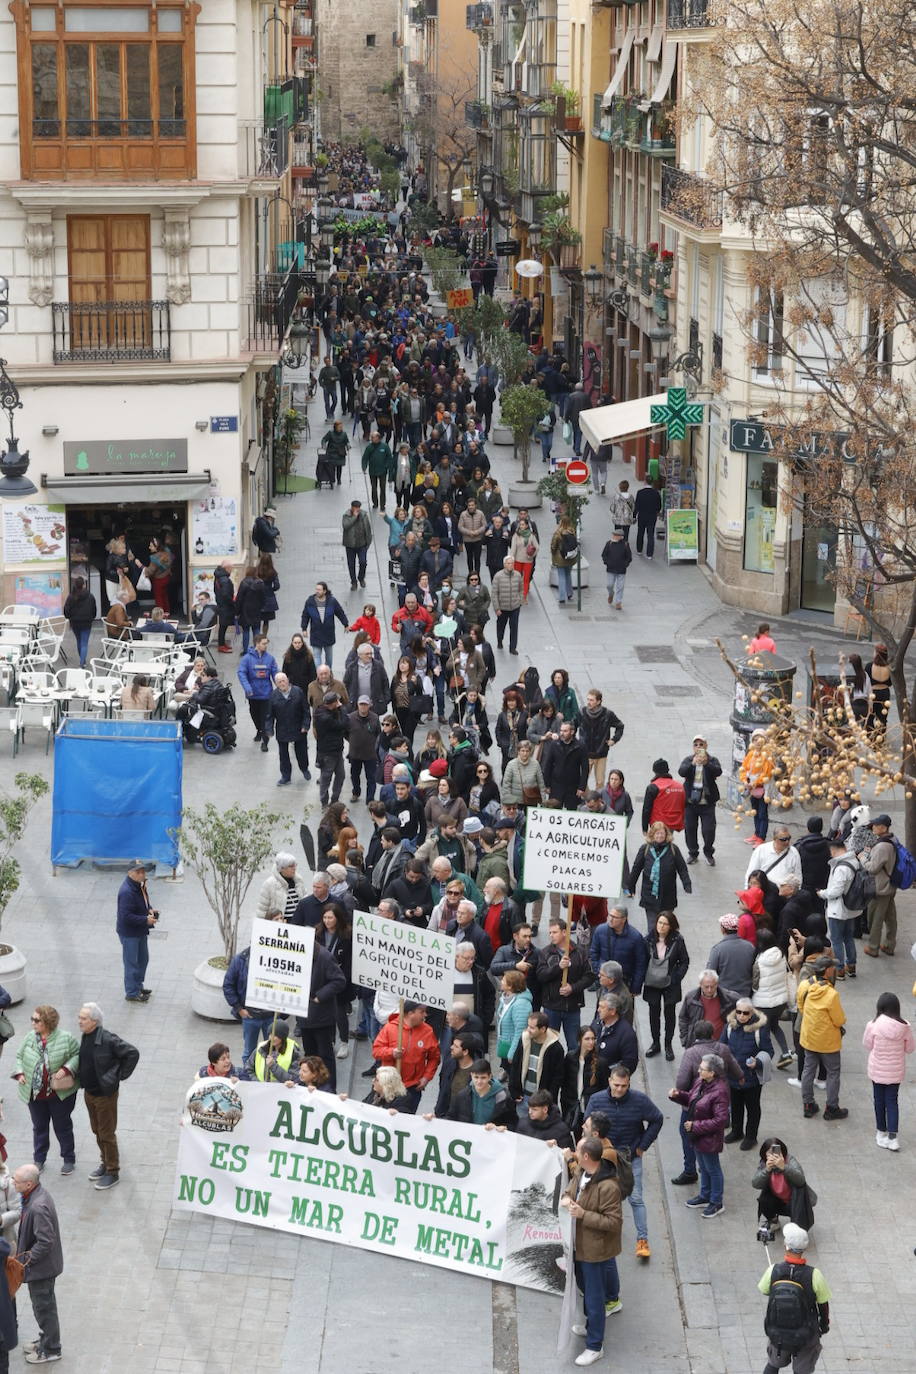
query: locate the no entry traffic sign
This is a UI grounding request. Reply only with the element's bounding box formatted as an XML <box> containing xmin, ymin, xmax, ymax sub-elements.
<box><xmin>565</xmin><ymin>460</ymin><xmax>590</xmax><ymax>485</ymax></box>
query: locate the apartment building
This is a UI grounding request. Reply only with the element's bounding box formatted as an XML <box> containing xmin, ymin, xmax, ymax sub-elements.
<box><xmin>0</xmin><ymin>0</ymin><xmax>315</xmax><ymax>617</ymax></box>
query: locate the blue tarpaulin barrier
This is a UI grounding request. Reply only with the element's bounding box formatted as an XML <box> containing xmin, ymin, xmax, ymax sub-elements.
<box><xmin>51</xmin><ymin>719</ymin><xmax>183</xmax><ymax>868</ymax></box>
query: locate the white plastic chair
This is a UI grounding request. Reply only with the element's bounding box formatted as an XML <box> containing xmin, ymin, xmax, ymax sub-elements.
<box><xmin>17</xmin><ymin>698</ymin><xmax>56</xmax><ymax>753</ymax></box>
<box><xmin>54</xmin><ymin>668</ymin><xmax>92</xmax><ymax>696</ymax></box>
<box><xmin>0</xmin><ymin>605</ymin><xmax>40</xmax><ymax>621</ymax></box>
<box><xmin>0</xmin><ymin>705</ymin><xmax>19</xmax><ymax>755</ymax></box>
<box><xmin>18</xmin><ymin>667</ymin><xmax>55</xmax><ymax>694</ymax></box>
<box><xmin>100</xmin><ymin>637</ymin><xmax>131</xmax><ymax>662</ymax></box>
<box><xmin>113</xmin><ymin>706</ymin><xmax>153</xmax><ymax>722</ymax></box>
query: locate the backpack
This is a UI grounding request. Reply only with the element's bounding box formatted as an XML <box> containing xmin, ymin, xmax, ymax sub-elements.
<box><xmin>605</xmin><ymin>1149</ymin><xmax>634</xmax><ymax>1200</ymax></box>
<box><xmin>891</xmin><ymin>839</ymin><xmax>916</xmax><ymax>891</ymax></box>
<box><xmin>651</xmin><ymin>776</ymin><xmax>686</xmax><ymax>832</ymax></box>
<box><xmin>836</xmin><ymin>859</ymin><xmax>876</xmax><ymax>913</ymax></box>
<box><xmin>560</xmin><ymin>532</ymin><xmax>578</xmax><ymax>560</ymax></box>
<box><xmin>764</xmin><ymin>1261</ymin><xmax>819</xmax><ymax>1352</ymax></box>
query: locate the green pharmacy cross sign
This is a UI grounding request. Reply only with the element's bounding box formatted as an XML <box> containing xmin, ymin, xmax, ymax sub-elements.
<box><xmin>650</xmin><ymin>387</ymin><xmax>704</xmax><ymax>441</ymax></box>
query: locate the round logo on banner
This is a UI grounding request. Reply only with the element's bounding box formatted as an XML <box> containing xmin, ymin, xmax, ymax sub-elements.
<box><xmin>565</xmin><ymin>460</ymin><xmax>590</xmax><ymax>485</ymax></box>
<box><xmin>186</xmin><ymin>1079</ymin><xmax>244</xmax><ymax>1134</ymax></box>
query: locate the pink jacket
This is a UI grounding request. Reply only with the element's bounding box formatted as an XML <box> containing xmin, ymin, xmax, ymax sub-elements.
<box><xmin>863</xmin><ymin>1014</ymin><xmax>916</xmax><ymax>1084</ymax></box>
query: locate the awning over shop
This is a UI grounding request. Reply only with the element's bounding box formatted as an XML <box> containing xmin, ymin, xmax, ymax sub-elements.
<box><xmin>41</xmin><ymin>472</ymin><xmax>213</xmax><ymax>504</ymax></box>
<box><xmin>602</xmin><ymin>31</ymin><xmax>635</xmax><ymax>107</ymax></box>
<box><xmin>579</xmin><ymin>394</ymin><xmax>668</xmax><ymax>450</ymax></box>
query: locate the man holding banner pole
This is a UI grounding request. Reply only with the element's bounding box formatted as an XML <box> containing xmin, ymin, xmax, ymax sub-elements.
<box><xmin>537</xmin><ymin>917</ymin><xmax>592</xmax><ymax>1051</ymax></box>
<box><xmin>372</xmin><ymin>1002</ymin><xmax>440</xmax><ymax>1113</ymax></box>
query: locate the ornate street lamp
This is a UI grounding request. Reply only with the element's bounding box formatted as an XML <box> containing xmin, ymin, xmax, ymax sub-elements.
<box><xmin>0</xmin><ymin>358</ymin><xmax>36</xmax><ymax>498</ymax></box>
<box><xmin>583</xmin><ymin>263</ymin><xmax>604</xmax><ymax>304</ymax></box>
<box><xmin>527</xmin><ymin>220</ymin><xmax>543</xmax><ymax>253</ymax></box>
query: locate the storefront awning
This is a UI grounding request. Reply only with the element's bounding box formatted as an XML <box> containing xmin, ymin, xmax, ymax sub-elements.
<box><xmin>579</xmin><ymin>394</ymin><xmax>668</xmax><ymax>450</ymax></box>
<box><xmin>41</xmin><ymin>471</ymin><xmax>213</xmax><ymax>504</ymax></box>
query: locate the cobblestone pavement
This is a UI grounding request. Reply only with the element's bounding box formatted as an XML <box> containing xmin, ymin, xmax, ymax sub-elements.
<box><xmin>4</xmin><ymin>384</ymin><xmax>912</xmax><ymax>1372</ymax></box>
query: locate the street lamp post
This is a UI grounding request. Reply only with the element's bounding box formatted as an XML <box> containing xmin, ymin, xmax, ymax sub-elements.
<box><xmin>0</xmin><ymin>358</ymin><xmax>36</xmax><ymax>498</ymax></box>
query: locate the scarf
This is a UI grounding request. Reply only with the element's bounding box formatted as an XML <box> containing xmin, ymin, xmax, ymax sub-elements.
<box><xmin>648</xmin><ymin>844</ymin><xmax>669</xmax><ymax>900</ymax></box>
<box><xmin>30</xmin><ymin>1034</ymin><xmax>52</xmax><ymax>1101</ymax></box>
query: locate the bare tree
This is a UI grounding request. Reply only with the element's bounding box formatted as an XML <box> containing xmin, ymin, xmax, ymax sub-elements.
<box><xmin>409</xmin><ymin>53</ymin><xmax>478</xmax><ymax>218</ymax></box>
<box><xmin>676</xmin><ymin>0</ymin><xmax>916</xmax><ymax>843</ymax></box>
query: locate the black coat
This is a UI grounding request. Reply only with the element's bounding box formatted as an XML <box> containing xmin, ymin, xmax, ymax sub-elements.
<box><xmin>629</xmin><ymin>841</ymin><xmax>692</xmax><ymax>910</ymax></box>
<box><xmin>678</xmin><ymin>755</ymin><xmax>723</xmax><ymax>806</ymax></box>
<box><xmin>560</xmin><ymin>1050</ymin><xmax>611</xmax><ymax>1120</ymax></box>
<box><xmin>265</xmin><ymin>686</ymin><xmax>311</xmax><ymax>742</ymax></box>
<box><xmin>313</xmin><ymin>706</ymin><xmax>347</xmax><ymax>756</ymax></box>
<box><xmin>385</xmin><ymin>874</ymin><xmax>434</xmax><ymax>925</ymax></box>
<box><xmin>794</xmin><ymin>834</ymin><xmax>831</xmax><ymax>894</ymax></box>
<box><xmin>633</xmin><ymin>486</ymin><xmax>662</xmax><ymax>525</ymax></box>
<box><xmin>343</xmin><ymin>659</ymin><xmax>390</xmax><ymax>717</ymax></box>
<box><xmin>63</xmin><ymin>589</ymin><xmax>97</xmax><ymax>630</ymax></box>
<box><xmin>641</xmin><ymin>929</ymin><xmax>690</xmax><ymax>1005</ymax></box>
<box><xmin>541</xmin><ymin>737</ymin><xmax>589</xmax><ymax>805</ymax></box>
<box><xmin>282</xmin><ymin>646</ymin><xmax>318</xmax><ymax>693</ymax></box>
<box><xmin>296</xmin><ymin>944</ymin><xmax>346</xmax><ymax>1029</ymax></box>
<box><xmin>214</xmin><ymin>566</ymin><xmax>235</xmax><ymax>613</ymax></box>
<box><xmin>578</xmin><ymin>706</ymin><xmax>625</xmax><ymax>758</ymax></box>
<box><xmin>536</xmin><ymin>944</ymin><xmax>593</xmax><ymax>1013</ymax></box>
<box><xmin>516</xmin><ymin>1104</ymin><xmax>575</xmax><ymax>1149</ymax></box>
<box><xmin>235</xmin><ymin>576</ymin><xmax>266</xmax><ymax>629</ymax></box>
<box><xmin>79</xmin><ymin>1026</ymin><xmax>139</xmax><ymax>1097</ymax></box>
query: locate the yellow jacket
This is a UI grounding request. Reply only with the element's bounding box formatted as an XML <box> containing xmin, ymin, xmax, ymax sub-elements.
<box><xmin>797</xmin><ymin>977</ymin><xmax>846</xmax><ymax>1053</ymax></box>
<box><xmin>740</xmin><ymin>748</ymin><xmax>773</xmax><ymax>790</ymax></box>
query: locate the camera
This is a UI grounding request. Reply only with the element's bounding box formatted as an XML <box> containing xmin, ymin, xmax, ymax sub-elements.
<box><xmin>757</xmin><ymin>1221</ymin><xmax>776</xmax><ymax>1244</ymax></box>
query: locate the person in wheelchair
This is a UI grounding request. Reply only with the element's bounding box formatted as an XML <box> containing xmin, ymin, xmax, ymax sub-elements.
<box><xmin>178</xmin><ymin>666</ymin><xmax>236</xmax><ymax>748</ymax></box>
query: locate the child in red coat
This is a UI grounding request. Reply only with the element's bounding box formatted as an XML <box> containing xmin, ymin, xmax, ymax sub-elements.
<box><xmin>347</xmin><ymin>603</ymin><xmax>381</xmax><ymax>645</ymax></box>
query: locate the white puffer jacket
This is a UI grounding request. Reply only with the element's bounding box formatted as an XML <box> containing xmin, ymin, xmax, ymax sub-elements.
<box><xmin>752</xmin><ymin>945</ymin><xmax>791</xmax><ymax>1009</ymax></box>
<box><xmin>255</xmin><ymin>864</ymin><xmax>306</xmax><ymax>921</ymax></box>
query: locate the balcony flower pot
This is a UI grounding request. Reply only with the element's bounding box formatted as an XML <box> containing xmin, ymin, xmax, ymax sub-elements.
<box><xmin>564</xmin><ymin>116</ymin><xmax>583</xmax><ymax>132</ymax></box>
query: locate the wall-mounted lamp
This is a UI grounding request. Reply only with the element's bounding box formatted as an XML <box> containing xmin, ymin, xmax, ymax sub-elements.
<box><xmin>195</xmin><ymin>420</ymin><xmax>209</xmax><ymax>432</ymax></box>
<box><xmin>41</xmin><ymin>425</ymin><xmax>59</xmax><ymax>437</ymax></box>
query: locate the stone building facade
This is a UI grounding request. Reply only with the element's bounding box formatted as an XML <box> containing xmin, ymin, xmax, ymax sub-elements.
<box><xmin>316</xmin><ymin>0</ymin><xmax>400</xmax><ymax>143</ymax></box>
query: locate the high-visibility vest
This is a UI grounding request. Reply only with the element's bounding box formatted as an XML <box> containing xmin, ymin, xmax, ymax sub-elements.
<box><xmin>253</xmin><ymin>1039</ymin><xmax>295</xmax><ymax>1082</ymax></box>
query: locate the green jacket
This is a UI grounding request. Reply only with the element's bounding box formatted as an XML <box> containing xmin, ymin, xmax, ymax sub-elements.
<box><xmin>16</xmin><ymin>1026</ymin><xmax>80</xmax><ymax>1102</ymax></box>
<box><xmin>362</xmin><ymin>441</ymin><xmax>394</xmax><ymax>478</ymax></box>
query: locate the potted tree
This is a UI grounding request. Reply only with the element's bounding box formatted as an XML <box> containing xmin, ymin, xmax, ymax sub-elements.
<box><xmin>500</xmin><ymin>383</ymin><xmax>550</xmax><ymax>502</ymax></box>
<box><xmin>490</xmin><ymin>329</ymin><xmax>534</xmax><ymax>447</ymax></box>
<box><xmin>0</xmin><ymin>773</ymin><xmax>49</xmax><ymax>1005</ymax></box>
<box><xmin>172</xmin><ymin>803</ymin><xmax>291</xmax><ymax>1020</ymax></box>
<box><xmin>551</xmin><ymin>81</ymin><xmax>582</xmax><ymax>132</ymax></box>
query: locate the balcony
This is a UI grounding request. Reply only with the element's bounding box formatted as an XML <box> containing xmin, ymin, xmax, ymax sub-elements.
<box><xmin>640</xmin><ymin>252</ymin><xmax>654</xmax><ymax>297</ymax></box>
<box><xmin>667</xmin><ymin>0</ymin><xmax>712</xmax><ymax>28</ymax></box>
<box><xmin>291</xmin><ymin>135</ymin><xmax>314</xmax><ymax>175</ymax></box>
<box><xmin>466</xmin><ymin>3</ymin><xmax>494</xmax><ymax>29</ymax></box>
<box><xmin>292</xmin><ymin>11</ymin><xmax>314</xmax><ymax>43</ymax></box>
<box><xmin>465</xmin><ymin>100</ymin><xmax>491</xmax><ymax>130</ymax></box>
<box><xmin>661</xmin><ymin>164</ymin><xmax>723</xmax><ymax>230</ymax></box>
<box><xmin>51</xmin><ymin>300</ymin><xmax>170</xmax><ymax>364</ymax></box>
<box><xmin>243</xmin><ymin>271</ymin><xmax>302</xmax><ymax>354</ymax></box>
<box><xmin>640</xmin><ymin>103</ymin><xmax>676</xmax><ymax>157</ymax></box>
<box><xmin>712</xmin><ymin>330</ymin><xmax>723</xmax><ymax>371</ymax></box>
<box><xmin>241</xmin><ymin>118</ymin><xmax>290</xmax><ymax>184</ymax></box>
<box><xmin>29</xmin><ymin>119</ymin><xmax>192</xmax><ymax>180</ymax></box>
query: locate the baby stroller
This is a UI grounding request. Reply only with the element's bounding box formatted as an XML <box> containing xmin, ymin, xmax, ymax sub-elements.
<box><xmin>315</xmin><ymin>443</ymin><xmax>336</xmax><ymax>491</ymax></box>
<box><xmin>180</xmin><ymin>684</ymin><xmax>238</xmax><ymax>754</ymax></box>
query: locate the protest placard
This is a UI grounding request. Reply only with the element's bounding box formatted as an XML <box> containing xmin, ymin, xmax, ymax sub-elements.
<box><xmin>244</xmin><ymin>918</ymin><xmax>315</xmax><ymax>1016</ymax></box>
<box><xmin>351</xmin><ymin>910</ymin><xmax>456</xmax><ymax>1011</ymax></box>
<box><xmin>521</xmin><ymin>807</ymin><xmax>627</xmax><ymax>897</ymax></box>
<box><xmin>175</xmin><ymin>1080</ymin><xmax>570</xmax><ymax>1292</ymax></box>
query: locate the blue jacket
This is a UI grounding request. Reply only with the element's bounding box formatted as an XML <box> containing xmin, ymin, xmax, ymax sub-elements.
<box><xmin>583</xmin><ymin>1085</ymin><xmax>664</xmax><ymax>1154</ymax></box>
<box><xmin>589</xmin><ymin>921</ymin><xmax>648</xmax><ymax>994</ymax></box>
<box><xmin>719</xmin><ymin>1008</ymin><xmax>774</xmax><ymax>1089</ymax></box>
<box><xmin>237</xmin><ymin>648</ymin><xmax>277</xmax><ymax>700</ymax></box>
<box><xmin>116</xmin><ymin>875</ymin><xmax>151</xmax><ymax>938</ymax></box>
<box><xmin>222</xmin><ymin>947</ymin><xmax>273</xmax><ymax>1019</ymax></box>
<box><xmin>301</xmin><ymin>595</ymin><xmax>348</xmax><ymax>648</ymax></box>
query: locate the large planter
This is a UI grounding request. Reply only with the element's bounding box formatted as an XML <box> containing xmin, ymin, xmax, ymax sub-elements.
<box><xmin>192</xmin><ymin>956</ymin><xmax>235</xmax><ymax>1021</ymax></box>
<box><xmin>508</xmin><ymin>483</ymin><xmax>543</xmax><ymax>509</ymax></box>
<box><xmin>492</xmin><ymin>425</ymin><xmax>514</xmax><ymax>445</ymax></box>
<box><xmin>549</xmin><ymin>556</ymin><xmax>590</xmax><ymax>589</ymax></box>
<box><xmin>0</xmin><ymin>944</ymin><xmax>27</xmax><ymax>1006</ymax></box>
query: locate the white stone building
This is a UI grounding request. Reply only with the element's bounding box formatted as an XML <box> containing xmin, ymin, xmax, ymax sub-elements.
<box><xmin>0</xmin><ymin>0</ymin><xmax>309</xmax><ymax>617</ymax></box>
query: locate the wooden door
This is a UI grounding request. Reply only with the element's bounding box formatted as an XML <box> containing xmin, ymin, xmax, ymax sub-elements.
<box><xmin>68</xmin><ymin>215</ymin><xmax>150</xmax><ymax>355</ymax></box>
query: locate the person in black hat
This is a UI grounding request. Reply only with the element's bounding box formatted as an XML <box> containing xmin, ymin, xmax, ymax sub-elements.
<box><xmin>313</xmin><ymin>691</ymin><xmax>347</xmax><ymax>807</ymax></box>
<box><xmin>243</xmin><ymin>1020</ymin><xmax>302</xmax><ymax>1084</ymax></box>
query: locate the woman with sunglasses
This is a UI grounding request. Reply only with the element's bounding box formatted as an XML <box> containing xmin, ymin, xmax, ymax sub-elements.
<box><xmin>456</xmin><ymin>570</ymin><xmax>490</xmax><ymax>628</ymax></box>
<box><xmin>719</xmin><ymin>997</ymin><xmax>774</xmax><ymax>1151</ymax></box>
<box><xmin>468</xmin><ymin>760</ymin><xmax>501</xmax><ymax>819</ymax></box>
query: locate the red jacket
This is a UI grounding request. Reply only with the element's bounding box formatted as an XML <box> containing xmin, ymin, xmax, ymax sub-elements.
<box><xmin>649</xmin><ymin>776</ymin><xmax>685</xmax><ymax>832</ymax></box>
<box><xmin>391</xmin><ymin>604</ymin><xmax>434</xmax><ymax>635</ymax></box>
<box><xmin>372</xmin><ymin>1014</ymin><xmax>441</xmax><ymax>1089</ymax></box>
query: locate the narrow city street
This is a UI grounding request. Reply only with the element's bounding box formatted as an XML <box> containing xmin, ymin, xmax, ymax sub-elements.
<box><xmin>4</xmin><ymin>398</ymin><xmax>911</xmax><ymax>1373</ymax></box>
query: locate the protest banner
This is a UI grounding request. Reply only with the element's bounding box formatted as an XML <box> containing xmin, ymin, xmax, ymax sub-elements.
<box><xmin>351</xmin><ymin>910</ymin><xmax>456</xmax><ymax>1011</ymax></box>
<box><xmin>521</xmin><ymin>807</ymin><xmax>627</xmax><ymax>898</ymax></box>
<box><xmin>244</xmin><ymin>918</ymin><xmax>315</xmax><ymax>1016</ymax></box>
<box><xmin>446</xmin><ymin>287</ymin><xmax>473</xmax><ymax>309</ymax></box>
<box><xmin>175</xmin><ymin>1080</ymin><xmax>569</xmax><ymax>1292</ymax></box>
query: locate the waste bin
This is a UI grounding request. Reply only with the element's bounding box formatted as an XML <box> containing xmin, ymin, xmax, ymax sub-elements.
<box><xmin>726</xmin><ymin>651</ymin><xmax>797</xmax><ymax>808</ymax></box>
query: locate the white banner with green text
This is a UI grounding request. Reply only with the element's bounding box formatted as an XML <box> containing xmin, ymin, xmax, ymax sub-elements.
<box><xmin>174</xmin><ymin>1080</ymin><xmax>569</xmax><ymax>1292</ymax></box>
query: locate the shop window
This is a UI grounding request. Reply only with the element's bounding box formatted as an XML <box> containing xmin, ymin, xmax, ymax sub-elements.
<box><xmin>744</xmin><ymin>453</ymin><xmax>777</xmax><ymax>573</ymax></box>
<box><xmin>753</xmin><ymin>288</ymin><xmax>784</xmax><ymax>376</ymax></box>
<box><xmin>14</xmin><ymin>1</ymin><xmax>195</xmax><ymax>178</ymax></box>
